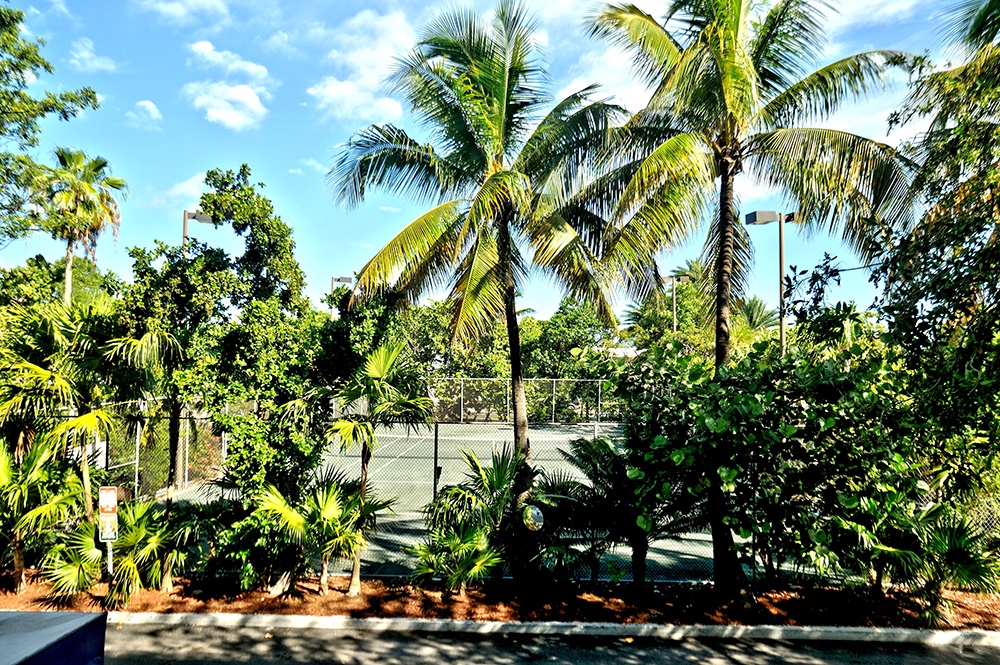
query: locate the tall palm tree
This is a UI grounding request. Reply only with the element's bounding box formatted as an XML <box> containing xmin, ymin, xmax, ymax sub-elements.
<box><xmin>327</xmin><ymin>341</ymin><xmax>432</xmax><ymax>596</ymax></box>
<box><xmin>329</xmin><ymin>1</ymin><xmax>623</xmax><ymax>509</ymax></box>
<box><xmin>41</xmin><ymin>148</ymin><xmax>127</xmax><ymax>306</ymax></box>
<box><xmin>590</xmin><ymin>0</ymin><xmax>914</xmax><ymax>592</ymax></box>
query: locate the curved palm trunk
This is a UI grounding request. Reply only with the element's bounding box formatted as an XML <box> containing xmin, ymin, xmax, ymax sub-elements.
<box><xmin>320</xmin><ymin>557</ymin><xmax>330</xmax><ymax>596</ymax></box>
<box><xmin>63</xmin><ymin>243</ymin><xmax>74</xmax><ymax>307</ymax></box>
<box><xmin>13</xmin><ymin>532</ymin><xmax>26</xmax><ymax>594</ymax></box>
<box><xmin>347</xmin><ymin>443</ymin><xmax>371</xmax><ymax>597</ymax></box>
<box><xmin>709</xmin><ymin>155</ymin><xmax>747</xmax><ymax>597</ymax></box>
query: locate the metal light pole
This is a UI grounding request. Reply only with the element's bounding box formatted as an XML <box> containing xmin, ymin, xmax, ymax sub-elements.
<box><xmin>182</xmin><ymin>209</ymin><xmax>212</xmax><ymax>257</ymax></box>
<box><xmin>745</xmin><ymin>210</ymin><xmax>797</xmax><ymax>356</ymax></box>
<box><xmin>667</xmin><ymin>275</ymin><xmax>691</xmax><ymax>333</ymax></box>
<box><xmin>330</xmin><ymin>276</ymin><xmax>352</xmax><ymax>317</ymax></box>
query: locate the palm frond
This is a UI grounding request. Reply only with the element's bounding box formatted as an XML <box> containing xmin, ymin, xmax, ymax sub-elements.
<box><xmin>748</xmin><ymin>127</ymin><xmax>915</xmax><ymax>261</ymax></box>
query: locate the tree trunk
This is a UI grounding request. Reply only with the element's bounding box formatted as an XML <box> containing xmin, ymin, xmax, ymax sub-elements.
<box><xmin>708</xmin><ymin>154</ymin><xmax>747</xmax><ymax>599</ymax></box>
<box><xmin>63</xmin><ymin>242</ymin><xmax>74</xmax><ymax>307</ymax></box>
<box><xmin>498</xmin><ymin>218</ymin><xmax>535</xmax><ymax>587</ymax></box>
<box><xmin>269</xmin><ymin>570</ymin><xmax>294</xmax><ymax>597</ymax></box>
<box><xmin>320</xmin><ymin>558</ymin><xmax>330</xmax><ymax>596</ymax></box>
<box><xmin>630</xmin><ymin>532</ymin><xmax>648</xmax><ymax>589</ymax></box>
<box><xmin>714</xmin><ymin>156</ymin><xmax>737</xmax><ymax>370</ymax></box>
<box><xmin>13</xmin><ymin>533</ymin><xmax>26</xmax><ymax>594</ymax></box>
<box><xmin>160</xmin><ymin>555</ymin><xmax>174</xmax><ymax>594</ymax></box>
<box><xmin>347</xmin><ymin>444</ymin><xmax>371</xmax><ymax>597</ymax></box>
<box><xmin>165</xmin><ymin>399</ymin><xmax>183</xmax><ymax>515</ymax></box>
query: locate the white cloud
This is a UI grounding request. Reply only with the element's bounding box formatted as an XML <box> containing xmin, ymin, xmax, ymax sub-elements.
<box><xmin>264</xmin><ymin>30</ymin><xmax>299</xmax><ymax>56</ymax></box>
<box><xmin>307</xmin><ymin>78</ymin><xmax>402</xmax><ymax>122</ymax></box>
<box><xmin>306</xmin><ymin>10</ymin><xmax>415</xmax><ymax>122</ymax></box>
<box><xmin>288</xmin><ymin>168</ymin><xmax>304</xmax><ymax>175</ymax></box>
<box><xmin>301</xmin><ymin>158</ymin><xmax>326</xmax><ymax>173</ymax></box>
<box><xmin>49</xmin><ymin>0</ymin><xmax>73</xmax><ymax>19</ymax></box>
<box><xmin>133</xmin><ymin>0</ymin><xmax>229</xmax><ymax>25</ymax></box>
<box><xmin>142</xmin><ymin>172</ymin><xmax>207</xmax><ymax>210</ymax></box>
<box><xmin>378</xmin><ymin>205</ymin><xmax>401</xmax><ymax>213</ymax></box>
<box><xmin>188</xmin><ymin>41</ymin><xmax>269</xmax><ymax>83</ymax></box>
<box><xmin>125</xmin><ymin>100</ymin><xmax>163</xmax><ymax>130</ymax></box>
<box><xmin>558</xmin><ymin>46</ymin><xmax>652</xmax><ymax>113</ymax></box>
<box><xmin>183</xmin><ymin>81</ymin><xmax>267</xmax><ymax>131</ymax></box>
<box><xmin>69</xmin><ymin>38</ymin><xmax>117</xmax><ymax>73</ymax></box>
<box><xmin>183</xmin><ymin>41</ymin><xmax>275</xmax><ymax>132</ymax></box>
<box><xmin>822</xmin><ymin>0</ymin><xmax>930</xmax><ymax>32</ymax></box>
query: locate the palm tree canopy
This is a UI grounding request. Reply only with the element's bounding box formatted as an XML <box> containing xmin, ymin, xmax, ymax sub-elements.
<box><xmin>329</xmin><ymin>0</ymin><xmax>625</xmax><ymax>343</ymax></box>
<box><xmin>590</xmin><ymin>0</ymin><xmax>916</xmax><ymax>300</ymax></box>
<box><xmin>42</xmin><ymin>147</ymin><xmax>128</xmax><ymax>256</ymax></box>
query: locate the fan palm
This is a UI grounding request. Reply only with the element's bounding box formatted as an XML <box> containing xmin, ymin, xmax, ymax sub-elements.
<box><xmin>736</xmin><ymin>296</ymin><xmax>779</xmax><ymax>330</ymax></box>
<box><xmin>39</xmin><ymin>148</ymin><xmax>127</xmax><ymax>306</ymax></box>
<box><xmin>0</xmin><ymin>438</ymin><xmax>79</xmax><ymax>593</ymax></box>
<box><xmin>327</xmin><ymin>340</ymin><xmax>432</xmax><ymax>596</ymax></box>
<box><xmin>329</xmin><ymin>1</ymin><xmax>624</xmax><ymax>508</ymax></box>
<box><xmin>590</xmin><ymin>0</ymin><xmax>914</xmax><ymax>592</ymax></box>
<box><xmin>0</xmin><ymin>301</ymin><xmax>167</xmax><ymax>521</ymax></box>
<box><xmin>257</xmin><ymin>469</ymin><xmax>389</xmax><ymax>597</ymax></box>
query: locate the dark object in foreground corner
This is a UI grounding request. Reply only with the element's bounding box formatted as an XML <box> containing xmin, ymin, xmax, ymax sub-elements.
<box><xmin>0</xmin><ymin>611</ymin><xmax>107</xmax><ymax>665</ymax></box>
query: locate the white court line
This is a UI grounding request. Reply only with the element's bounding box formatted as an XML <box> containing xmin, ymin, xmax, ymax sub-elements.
<box><xmin>372</xmin><ymin>435</ymin><xmax>432</xmax><ymax>476</ymax></box>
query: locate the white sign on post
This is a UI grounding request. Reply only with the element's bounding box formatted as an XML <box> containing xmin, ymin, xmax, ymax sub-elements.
<box><xmin>98</xmin><ymin>486</ymin><xmax>118</xmax><ymax>576</ymax></box>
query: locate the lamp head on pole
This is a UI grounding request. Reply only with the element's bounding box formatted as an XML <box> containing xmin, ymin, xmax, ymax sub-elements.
<box><xmin>745</xmin><ymin>210</ymin><xmax>798</xmax><ymax>225</ymax></box>
<box><xmin>185</xmin><ymin>210</ymin><xmax>213</xmax><ymax>224</ymax></box>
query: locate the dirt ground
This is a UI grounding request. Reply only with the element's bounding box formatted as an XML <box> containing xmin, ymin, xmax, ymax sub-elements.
<box><xmin>3</xmin><ymin>572</ymin><xmax>1000</xmax><ymax>630</ymax></box>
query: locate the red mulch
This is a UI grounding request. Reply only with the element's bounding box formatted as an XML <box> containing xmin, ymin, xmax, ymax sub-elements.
<box><xmin>2</xmin><ymin>572</ymin><xmax>1000</xmax><ymax>630</ymax></box>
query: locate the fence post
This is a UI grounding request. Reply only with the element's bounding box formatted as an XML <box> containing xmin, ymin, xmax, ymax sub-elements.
<box><xmin>551</xmin><ymin>380</ymin><xmax>556</xmax><ymax>424</ymax></box>
<box><xmin>506</xmin><ymin>378</ymin><xmax>511</xmax><ymax>423</ymax></box>
<box><xmin>133</xmin><ymin>417</ymin><xmax>141</xmax><ymax>499</ymax></box>
<box><xmin>460</xmin><ymin>378</ymin><xmax>465</xmax><ymax>423</ymax></box>
<box><xmin>184</xmin><ymin>416</ymin><xmax>190</xmax><ymax>488</ymax></box>
<box><xmin>597</xmin><ymin>380</ymin><xmax>603</xmax><ymax>423</ymax></box>
<box><xmin>433</xmin><ymin>422</ymin><xmax>441</xmax><ymax>499</ymax></box>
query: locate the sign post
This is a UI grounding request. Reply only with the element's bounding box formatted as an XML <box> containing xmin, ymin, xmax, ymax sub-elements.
<box><xmin>98</xmin><ymin>486</ymin><xmax>118</xmax><ymax>576</ymax></box>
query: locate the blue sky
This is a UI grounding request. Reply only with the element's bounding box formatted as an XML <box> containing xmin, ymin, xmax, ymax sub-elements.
<box><xmin>0</xmin><ymin>0</ymin><xmax>950</xmax><ymax>319</ymax></box>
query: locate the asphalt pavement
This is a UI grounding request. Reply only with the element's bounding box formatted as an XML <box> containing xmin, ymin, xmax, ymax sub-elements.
<box><xmin>104</xmin><ymin>624</ymin><xmax>1000</xmax><ymax>665</ymax></box>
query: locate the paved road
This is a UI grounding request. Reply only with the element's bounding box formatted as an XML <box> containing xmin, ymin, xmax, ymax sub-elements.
<box><xmin>105</xmin><ymin>625</ymin><xmax>1000</xmax><ymax>665</ymax></box>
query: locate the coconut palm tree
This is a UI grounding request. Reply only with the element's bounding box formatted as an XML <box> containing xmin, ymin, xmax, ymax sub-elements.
<box><xmin>590</xmin><ymin>0</ymin><xmax>913</xmax><ymax>368</ymax></box>
<box><xmin>327</xmin><ymin>340</ymin><xmax>432</xmax><ymax>596</ymax></box>
<box><xmin>329</xmin><ymin>1</ymin><xmax>624</xmax><ymax>510</ymax></box>
<box><xmin>40</xmin><ymin>148</ymin><xmax>127</xmax><ymax>306</ymax></box>
<box><xmin>590</xmin><ymin>0</ymin><xmax>915</xmax><ymax>592</ymax></box>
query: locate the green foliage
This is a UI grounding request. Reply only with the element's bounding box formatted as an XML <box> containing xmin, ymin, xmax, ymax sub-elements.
<box><xmin>256</xmin><ymin>469</ymin><xmax>390</xmax><ymax>595</ymax></box>
<box><xmin>554</xmin><ymin>436</ymin><xmax>703</xmax><ymax>585</ymax></box>
<box><xmin>44</xmin><ymin>500</ymin><xmax>187</xmax><ymax>609</ymax></box>
<box><xmin>189</xmin><ymin>166</ymin><xmax>330</xmax><ymax>501</ymax></box>
<box><xmin>415</xmin><ymin>447</ymin><xmax>519</xmax><ymax>591</ymax></box>
<box><xmin>523</xmin><ymin>298</ymin><xmax>617</xmax><ymax>379</ymax></box>
<box><xmin>0</xmin><ymin>438</ymin><xmax>79</xmax><ymax>592</ymax></box>
<box><xmin>0</xmin><ymin>7</ymin><xmax>99</xmax><ymax>244</ymax></box>
<box><xmin>0</xmin><ymin>256</ymin><xmax>120</xmax><ymax>308</ymax></box>
<box><xmin>410</xmin><ymin>521</ymin><xmax>502</xmax><ymax>596</ymax></box>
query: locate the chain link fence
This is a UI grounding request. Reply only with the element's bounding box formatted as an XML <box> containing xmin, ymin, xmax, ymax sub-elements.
<box><xmin>428</xmin><ymin>378</ymin><xmax>625</xmax><ymax>423</ymax></box>
<box><xmin>97</xmin><ymin>408</ymin><xmax>225</xmax><ymax>501</ymax></box>
<box><xmin>319</xmin><ymin>421</ymin><xmax>714</xmax><ymax>583</ymax></box>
